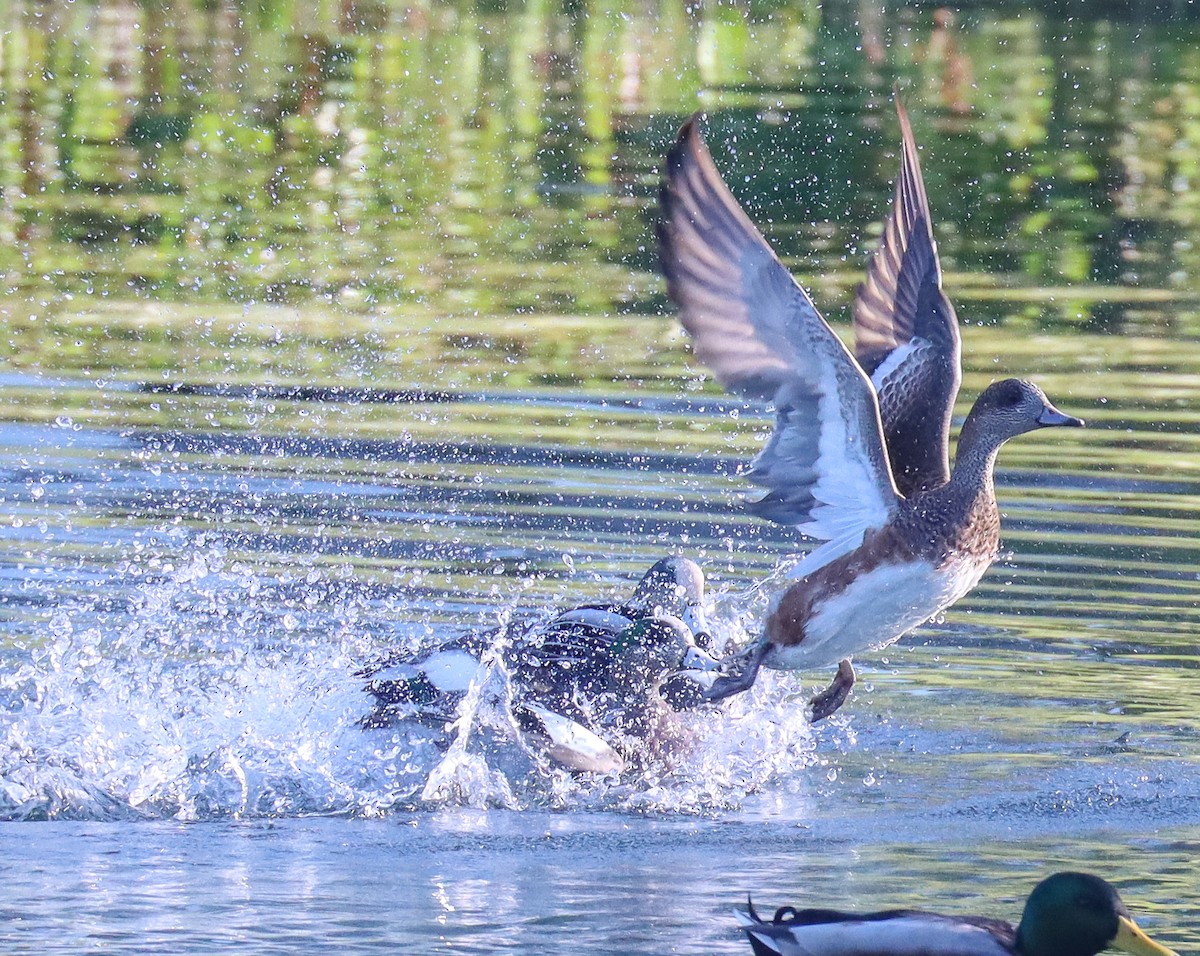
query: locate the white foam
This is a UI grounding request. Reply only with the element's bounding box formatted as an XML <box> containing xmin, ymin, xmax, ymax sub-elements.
<box><xmin>0</xmin><ymin>555</ymin><xmax>824</xmax><ymax>819</ymax></box>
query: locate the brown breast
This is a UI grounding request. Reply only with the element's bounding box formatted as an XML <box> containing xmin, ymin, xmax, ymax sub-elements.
<box><xmin>765</xmin><ymin>523</ymin><xmax>921</xmax><ymax>648</ymax></box>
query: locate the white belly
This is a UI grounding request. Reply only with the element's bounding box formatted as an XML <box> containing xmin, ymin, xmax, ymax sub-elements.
<box><xmin>766</xmin><ymin>556</ymin><xmax>988</xmax><ymax>670</ymax></box>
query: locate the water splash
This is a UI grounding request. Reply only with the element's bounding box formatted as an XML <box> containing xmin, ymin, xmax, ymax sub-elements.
<box><xmin>395</xmin><ymin>586</ymin><xmax>823</xmax><ymax>815</ymax></box>
<box><xmin>416</xmin><ymin>636</ymin><xmax>526</xmax><ymax>810</ymax></box>
<box><xmin>0</xmin><ymin>546</ymin><xmax>822</xmax><ymax>820</ymax></box>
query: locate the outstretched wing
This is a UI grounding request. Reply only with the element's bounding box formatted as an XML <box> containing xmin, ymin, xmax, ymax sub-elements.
<box><xmin>658</xmin><ymin>114</ymin><xmax>901</xmax><ymax>553</ymax></box>
<box><xmin>853</xmin><ymin>96</ymin><xmax>962</xmax><ymax>496</ymax></box>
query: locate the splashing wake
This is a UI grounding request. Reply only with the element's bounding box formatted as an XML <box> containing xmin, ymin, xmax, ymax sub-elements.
<box><xmin>1</xmin><ymin>547</ymin><xmax>821</xmax><ymax>820</ymax></box>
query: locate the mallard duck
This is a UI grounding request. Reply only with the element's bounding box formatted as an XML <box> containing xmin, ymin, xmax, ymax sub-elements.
<box><xmin>361</xmin><ymin>557</ymin><xmax>720</xmax><ymax>771</ymax></box>
<box><xmin>657</xmin><ymin>99</ymin><xmax>1083</xmax><ymax>718</ymax></box>
<box><xmin>737</xmin><ymin>872</ymin><xmax>1179</xmax><ymax>956</ymax></box>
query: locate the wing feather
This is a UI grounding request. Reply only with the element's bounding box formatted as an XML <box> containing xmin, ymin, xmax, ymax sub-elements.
<box><xmin>853</xmin><ymin>96</ymin><xmax>962</xmax><ymax>496</ymax></box>
<box><xmin>659</xmin><ymin>115</ymin><xmax>900</xmax><ymax>547</ymax></box>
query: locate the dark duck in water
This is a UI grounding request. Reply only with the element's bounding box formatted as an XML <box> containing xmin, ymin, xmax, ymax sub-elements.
<box><xmin>737</xmin><ymin>871</ymin><xmax>1178</xmax><ymax>956</ymax></box>
<box><xmin>361</xmin><ymin>557</ymin><xmax>720</xmax><ymax>773</ymax></box>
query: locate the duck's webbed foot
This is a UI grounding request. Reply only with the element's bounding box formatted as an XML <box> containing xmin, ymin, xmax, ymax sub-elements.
<box><xmin>807</xmin><ymin>658</ymin><xmax>855</xmax><ymax>723</ymax></box>
<box><xmin>703</xmin><ymin>641</ymin><xmax>768</xmax><ymax>701</ymax></box>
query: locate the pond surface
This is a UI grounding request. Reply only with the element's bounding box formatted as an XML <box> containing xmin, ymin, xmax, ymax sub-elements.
<box><xmin>2</xmin><ymin>1</ymin><xmax>1200</xmax><ymax>953</ymax></box>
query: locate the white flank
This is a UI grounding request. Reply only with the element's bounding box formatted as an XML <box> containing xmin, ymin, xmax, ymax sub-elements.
<box><xmin>520</xmin><ymin>703</ymin><xmax>623</xmax><ymax>774</ymax></box>
<box><xmin>768</xmin><ymin>554</ymin><xmax>988</xmax><ymax>669</ymax></box>
<box><xmin>548</xmin><ymin>607</ymin><xmax>634</xmax><ymax>632</ymax></box>
<box><xmin>744</xmin><ymin>916</ymin><xmax>1011</xmax><ymax>956</ymax></box>
<box><xmin>746</xmin><ymin>930</ymin><xmax>784</xmax><ymax>954</ymax></box>
<box><xmin>422</xmin><ymin>650</ymin><xmax>487</xmax><ymax>694</ymax></box>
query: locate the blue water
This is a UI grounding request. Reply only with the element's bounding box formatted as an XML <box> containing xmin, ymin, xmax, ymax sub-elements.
<box><xmin>6</xmin><ymin>6</ymin><xmax>1200</xmax><ymax>941</ymax></box>
<box><xmin>2</xmin><ymin>389</ymin><xmax>1199</xmax><ymax>952</ymax></box>
<box><xmin>1</xmin><ymin>816</ymin><xmax>1195</xmax><ymax>954</ymax></box>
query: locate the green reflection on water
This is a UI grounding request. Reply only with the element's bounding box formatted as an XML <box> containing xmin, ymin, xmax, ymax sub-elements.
<box><xmin>1</xmin><ymin>2</ymin><xmax>1200</xmax><ymax>330</ymax></box>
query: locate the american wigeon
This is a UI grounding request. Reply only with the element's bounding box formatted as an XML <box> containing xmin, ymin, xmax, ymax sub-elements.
<box><xmin>362</xmin><ymin>557</ymin><xmax>720</xmax><ymax>772</ymax></box>
<box><xmin>658</xmin><ymin>100</ymin><xmax>1083</xmax><ymax>717</ymax></box>
<box><xmin>736</xmin><ymin>872</ymin><xmax>1178</xmax><ymax>956</ymax></box>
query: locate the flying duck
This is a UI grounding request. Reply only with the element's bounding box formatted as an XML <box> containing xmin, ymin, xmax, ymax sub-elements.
<box><xmin>657</xmin><ymin>100</ymin><xmax>1084</xmax><ymax>717</ymax></box>
<box><xmin>361</xmin><ymin>557</ymin><xmax>720</xmax><ymax>772</ymax></box>
<box><xmin>737</xmin><ymin>871</ymin><xmax>1179</xmax><ymax>956</ymax></box>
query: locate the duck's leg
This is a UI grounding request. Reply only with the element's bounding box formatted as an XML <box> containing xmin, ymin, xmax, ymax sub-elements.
<box><xmin>703</xmin><ymin>640</ymin><xmax>769</xmax><ymax>701</ymax></box>
<box><xmin>807</xmin><ymin>658</ymin><xmax>855</xmax><ymax>722</ymax></box>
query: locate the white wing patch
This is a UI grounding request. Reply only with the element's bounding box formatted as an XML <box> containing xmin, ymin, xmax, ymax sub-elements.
<box><xmin>869</xmin><ymin>337</ymin><xmax>931</xmax><ymax>394</ymax></box>
<box><xmin>781</xmin><ymin>534</ymin><xmax>866</xmax><ymax>582</ymax></box>
<box><xmin>805</xmin><ymin>369</ymin><xmax>896</xmax><ymax>546</ymax></box>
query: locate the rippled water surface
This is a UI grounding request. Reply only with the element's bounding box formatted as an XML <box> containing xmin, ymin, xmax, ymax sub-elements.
<box><xmin>3</xmin><ymin>2</ymin><xmax>1200</xmax><ymax>953</ymax></box>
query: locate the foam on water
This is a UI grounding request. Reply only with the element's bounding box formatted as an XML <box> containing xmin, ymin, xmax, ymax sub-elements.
<box><xmin>0</xmin><ymin>544</ymin><xmax>820</xmax><ymax>821</ymax></box>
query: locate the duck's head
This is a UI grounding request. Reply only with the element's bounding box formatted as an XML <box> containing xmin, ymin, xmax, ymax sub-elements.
<box><xmin>1015</xmin><ymin>872</ymin><xmax>1178</xmax><ymax>956</ymax></box>
<box><xmin>628</xmin><ymin>557</ymin><xmax>713</xmax><ymax>650</ymax></box>
<box><xmin>607</xmin><ymin>615</ymin><xmax>720</xmax><ymax>701</ymax></box>
<box><xmin>959</xmin><ymin>378</ymin><xmax>1084</xmax><ymax>453</ymax></box>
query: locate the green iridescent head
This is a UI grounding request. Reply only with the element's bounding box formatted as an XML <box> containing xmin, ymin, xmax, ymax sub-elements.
<box><xmin>1015</xmin><ymin>873</ymin><xmax>1178</xmax><ymax>956</ymax></box>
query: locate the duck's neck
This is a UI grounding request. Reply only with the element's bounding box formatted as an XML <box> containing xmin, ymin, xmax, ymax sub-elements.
<box><xmin>950</xmin><ymin>426</ymin><xmax>1003</xmax><ymax>495</ymax></box>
